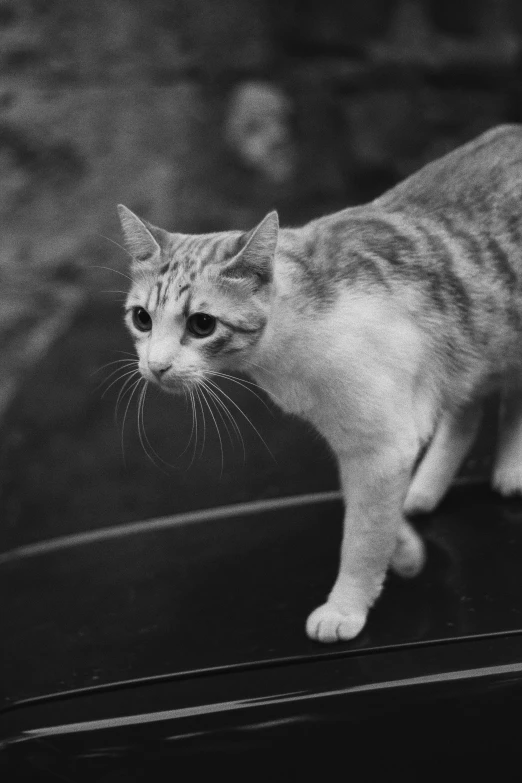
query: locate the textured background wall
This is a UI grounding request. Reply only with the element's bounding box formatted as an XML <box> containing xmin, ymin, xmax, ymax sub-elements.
<box><xmin>2</xmin><ymin>0</ymin><xmax>521</xmax><ymax>273</ymax></box>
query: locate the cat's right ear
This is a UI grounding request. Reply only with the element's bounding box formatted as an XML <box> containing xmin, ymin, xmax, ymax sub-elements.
<box><xmin>221</xmin><ymin>210</ymin><xmax>279</xmax><ymax>287</ymax></box>
<box><xmin>117</xmin><ymin>205</ymin><xmax>165</xmax><ymax>264</ymax></box>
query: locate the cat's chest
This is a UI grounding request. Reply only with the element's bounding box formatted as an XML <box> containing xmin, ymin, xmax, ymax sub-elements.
<box><xmin>252</xmin><ymin>371</ymin><xmax>317</xmax><ymax>418</ymax></box>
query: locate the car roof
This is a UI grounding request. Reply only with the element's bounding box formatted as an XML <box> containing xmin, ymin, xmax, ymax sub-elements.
<box><xmin>2</xmin><ymin>486</ymin><xmax>522</xmax><ymax>710</ymax></box>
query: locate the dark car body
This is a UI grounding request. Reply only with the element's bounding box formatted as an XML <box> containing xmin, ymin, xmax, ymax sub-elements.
<box><xmin>2</xmin><ymin>482</ymin><xmax>522</xmax><ymax>781</ymax></box>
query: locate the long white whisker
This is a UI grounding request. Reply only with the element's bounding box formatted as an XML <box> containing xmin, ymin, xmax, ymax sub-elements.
<box><xmin>136</xmin><ymin>382</ymin><xmax>157</xmax><ymax>468</ymax></box>
<box><xmin>136</xmin><ymin>383</ymin><xmax>169</xmax><ymax>473</ymax></box>
<box><xmin>202</xmin><ymin>380</ymin><xmax>243</xmax><ymax>441</ymax></box>
<box><xmin>187</xmin><ymin>388</ymin><xmax>199</xmax><ymax>469</ymax></box>
<box><xmin>91</xmin><ymin>358</ymin><xmax>137</xmax><ymax>376</ymax></box>
<box><xmin>100</xmin><ymin>367</ymin><xmax>140</xmax><ymax>398</ymax></box>
<box><xmin>90</xmin><ymin>264</ymin><xmax>134</xmax><ymax>282</ymax></box>
<box><xmin>209</xmin><ymin>371</ymin><xmax>269</xmax><ymax>392</ymax></box>
<box><xmin>120</xmin><ymin>377</ymin><xmax>143</xmax><ymax>465</ymax></box>
<box><xmin>247</xmin><ymin>360</ymin><xmax>279</xmax><ymax>379</ymax></box>
<box><xmin>139</xmin><ymin>383</ymin><xmax>175</xmax><ymax>470</ymax></box>
<box><xmin>207</xmin><ymin>371</ymin><xmax>277</xmax><ymax>411</ymax></box>
<box><xmin>93</xmin><ymin>362</ymin><xmax>138</xmax><ymax>393</ymax></box>
<box><xmin>138</xmin><ymin>383</ymin><xmax>157</xmax><ymax>463</ymax></box>
<box><xmin>194</xmin><ymin>385</ymin><xmax>206</xmax><ymax>457</ymax></box>
<box><xmin>203</xmin><ymin>381</ymin><xmax>245</xmax><ymax>461</ymax></box>
<box><xmin>199</xmin><ymin>382</ymin><xmax>224</xmax><ymax>477</ymax></box>
<box><xmin>96</xmin><ymin>234</ymin><xmax>136</xmax><ymax>261</ymax></box>
<box><xmin>206</xmin><ymin>378</ymin><xmax>276</xmax><ymax>463</ymax></box>
<box><xmin>115</xmin><ymin>371</ymin><xmax>142</xmax><ymax>419</ymax></box>
<box><xmin>94</xmin><ymin>362</ymin><xmax>137</xmax><ymax>390</ymax></box>
<box><xmin>179</xmin><ymin>389</ymin><xmax>196</xmax><ymax>459</ymax></box>
<box><xmin>200</xmin><ymin>380</ymin><xmax>234</xmax><ymax>447</ymax></box>
<box><xmin>101</xmin><ymin>291</ymin><xmax>128</xmax><ymax>301</ymax></box>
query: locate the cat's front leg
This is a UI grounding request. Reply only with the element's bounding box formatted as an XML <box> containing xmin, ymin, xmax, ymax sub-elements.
<box><xmin>306</xmin><ymin>445</ymin><xmax>416</xmax><ymax>643</ymax></box>
<box><xmin>404</xmin><ymin>402</ymin><xmax>482</xmax><ymax>515</ymax></box>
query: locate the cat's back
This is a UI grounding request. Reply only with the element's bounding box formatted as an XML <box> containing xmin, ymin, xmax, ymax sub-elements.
<box><xmin>300</xmin><ymin>124</ymin><xmax>522</xmax><ymax>294</ymax></box>
<box><xmin>285</xmin><ymin>125</ymin><xmax>522</xmax><ymax>399</ymax></box>
<box><xmin>375</xmin><ymin>124</ymin><xmax>522</xmax><ymax>216</ymax></box>
<box><xmin>281</xmin><ymin>125</ymin><xmax>522</xmax><ymax>341</ymax></box>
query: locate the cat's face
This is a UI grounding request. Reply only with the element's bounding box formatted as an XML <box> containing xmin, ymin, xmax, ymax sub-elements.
<box><xmin>119</xmin><ymin>206</ymin><xmax>278</xmax><ymax>394</ymax></box>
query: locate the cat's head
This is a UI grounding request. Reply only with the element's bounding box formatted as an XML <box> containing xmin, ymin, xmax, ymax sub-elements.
<box><xmin>118</xmin><ymin>205</ymin><xmax>279</xmax><ymax>394</ymax></box>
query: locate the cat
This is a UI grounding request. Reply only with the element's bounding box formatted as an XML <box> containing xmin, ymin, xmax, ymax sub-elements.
<box><xmin>118</xmin><ymin>123</ymin><xmax>522</xmax><ymax>644</ymax></box>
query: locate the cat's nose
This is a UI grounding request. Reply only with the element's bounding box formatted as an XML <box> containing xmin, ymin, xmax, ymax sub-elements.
<box><xmin>149</xmin><ymin>361</ymin><xmax>172</xmax><ymax>380</ymax></box>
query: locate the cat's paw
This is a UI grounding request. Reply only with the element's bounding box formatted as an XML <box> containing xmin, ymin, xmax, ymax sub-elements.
<box><xmin>492</xmin><ymin>465</ymin><xmax>522</xmax><ymax>497</ymax></box>
<box><xmin>390</xmin><ymin>522</ymin><xmax>426</xmax><ymax>579</ymax></box>
<box><xmin>306</xmin><ymin>603</ymin><xmax>367</xmax><ymax>644</ymax></box>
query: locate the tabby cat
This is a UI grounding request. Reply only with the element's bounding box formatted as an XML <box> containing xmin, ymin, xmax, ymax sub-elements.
<box><xmin>119</xmin><ymin>124</ymin><xmax>522</xmax><ymax>643</ymax></box>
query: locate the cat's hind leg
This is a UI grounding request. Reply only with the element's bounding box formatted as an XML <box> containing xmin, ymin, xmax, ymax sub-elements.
<box><xmin>389</xmin><ymin>519</ymin><xmax>426</xmax><ymax>578</ymax></box>
<box><xmin>404</xmin><ymin>402</ymin><xmax>482</xmax><ymax>516</ymax></box>
<box><xmin>493</xmin><ymin>390</ymin><xmax>522</xmax><ymax>496</ymax></box>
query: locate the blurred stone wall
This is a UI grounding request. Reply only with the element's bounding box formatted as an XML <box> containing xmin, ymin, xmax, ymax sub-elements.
<box><xmin>0</xmin><ymin>0</ymin><xmax>275</xmax><ymax>281</ymax></box>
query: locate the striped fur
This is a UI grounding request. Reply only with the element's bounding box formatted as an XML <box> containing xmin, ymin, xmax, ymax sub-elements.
<box><xmin>120</xmin><ymin>124</ymin><xmax>522</xmax><ymax>644</ymax></box>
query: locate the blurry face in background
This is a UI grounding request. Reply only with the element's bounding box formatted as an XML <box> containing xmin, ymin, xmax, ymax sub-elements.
<box><xmin>224</xmin><ymin>80</ymin><xmax>295</xmax><ymax>184</ymax></box>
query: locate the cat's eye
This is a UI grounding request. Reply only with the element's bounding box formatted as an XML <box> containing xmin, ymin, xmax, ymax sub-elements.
<box><xmin>187</xmin><ymin>312</ymin><xmax>216</xmax><ymax>338</ymax></box>
<box><xmin>132</xmin><ymin>306</ymin><xmax>152</xmax><ymax>332</ymax></box>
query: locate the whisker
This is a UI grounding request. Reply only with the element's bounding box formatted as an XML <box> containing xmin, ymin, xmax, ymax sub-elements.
<box><xmin>100</xmin><ymin>290</ymin><xmax>128</xmax><ymax>301</ymax></box>
<box><xmin>202</xmin><ymin>380</ymin><xmax>243</xmax><ymax>447</ymax></box>
<box><xmin>136</xmin><ymin>383</ymin><xmax>156</xmax><ymax>468</ymax></box>
<box><xmin>135</xmin><ymin>384</ymin><xmax>169</xmax><ymax>473</ymax></box>
<box><xmin>94</xmin><ymin>363</ymin><xmax>138</xmax><ymax>389</ymax></box>
<box><xmin>206</xmin><ymin>378</ymin><xmax>276</xmax><ymax>463</ymax></box>
<box><xmin>187</xmin><ymin>389</ymin><xmax>199</xmax><ymax>469</ymax></box>
<box><xmin>100</xmin><ymin>367</ymin><xmax>140</xmax><ymax>398</ymax></box>
<box><xmin>200</xmin><ymin>380</ymin><xmax>235</xmax><ymax>447</ymax></box>
<box><xmin>247</xmin><ymin>360</ymin><xmax>279</xmax><ymax>379</ymax></box>
<box><xmin>115</xmin><ymin>371</ymin><xmax>142</xmax><ymax>420</ymax></box>
<box><xmin>201</xmin><ymin>381</ymin><xmax>246</xmax><ymax>461</ymax></box>
<box><xmin>209</xmin><ymin>371</ymin><xmax>269</xmax><ymax>392</ymax></box>
<box><xmin>207</xmin><ymin>371</ymin><xmax>277</xmax><ymax>411</ymax></box>
<box><xmin>91</xmin><ymin>358</ymin><xmax>137</xmax><ymax>377</ymax></box>
<box><xmin>90</xmin><ymin>264</ymin><xmax>134</xmax><ymax>283</ymax></box>
<box><xmin>96</xmin><ymin>234</ymin><xmax>136</xmax><ymax>261</ymax></box>
<box><xmin>198</xmin><ymin>383</ymin><xmax>224</xmax><ymax>477</ymax></box>
<box><xmin>179</xmin><ymin>389</ymin><xmax>196</xmax><ymax>460</ymax></box>
<box><xmin>120</xmin><ymin>377</ymin><xmax>143</xmax><ymax>465</ymax></box>
<box><xmin>194</xmin><ymin>385</ymin><xmax>207</xmax><ymax>457</ymax></box>
<box><xmin>138</xmin><ymin>383</ymin><xmax>176</xmax><ymax>470</ymax></box>
<box><xmin>95</xmin><ymin>235</ymin><xmax>148</xmax><ymax>281</ymax></box>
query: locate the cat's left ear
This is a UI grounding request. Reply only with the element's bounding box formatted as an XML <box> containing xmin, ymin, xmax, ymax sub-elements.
<box><xmin>117</xmin><ymin>204</ymin><xmax>169</xmax><ymax>264</ymax></box>
<box><xmin>222</xmin><ymin>210</ymin><xmax>279</xmax><ymax>286</ymax></box>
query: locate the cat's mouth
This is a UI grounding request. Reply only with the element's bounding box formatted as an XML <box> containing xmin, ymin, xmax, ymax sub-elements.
<box><xmin>150</xmin><ymin>372</ymin><xmax>200</xmax><ymax>396</ymax></box>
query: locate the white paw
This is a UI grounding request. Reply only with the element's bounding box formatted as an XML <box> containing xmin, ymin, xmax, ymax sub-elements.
<box><xmin>390</xmin><ymin>528</ymin><xmax>426</xmax><ymax>579</ymax></box>
<box><xmin>493</xmin><ymin>466</ymin><xmax>522</xmax><ymax>497</ymax></box>
<box><xmin>403</xmin><ymin>490</ymin><xmax>438</xmax><ymax>516</ymax></box>
<box><xmin>306</xmin><ymin>603</ymin><xmax>367</xmax><ymax>644</ymax></box>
